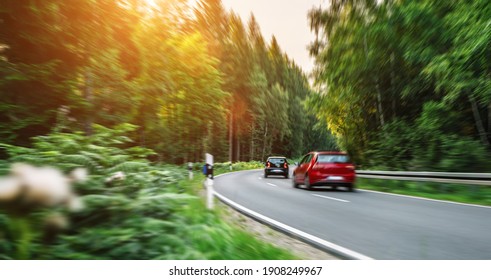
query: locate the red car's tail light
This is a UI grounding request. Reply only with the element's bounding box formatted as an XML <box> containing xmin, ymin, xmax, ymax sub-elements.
<box><xmin>346</xmin><ymin>165</ymin><xmax>355</xmax><ymax>170</ymax></box>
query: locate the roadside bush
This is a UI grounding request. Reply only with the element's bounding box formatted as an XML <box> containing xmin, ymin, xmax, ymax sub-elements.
<box><xmin>0</xmin><ymin>124</ymin><xmax>294</xmax><ymax>259</ymax></box>
<box><xmin>366</xmin><ymin>120</ymin><xmax>414</xmax><ymax>170</ymax></box>
<box><xmin>187</xmin><ymin>161</ymin><xmax>264</xmax><ymax>176</ymax></box>
<box><xmin>367</xmin><ymin>103</ymin><xmax>491</xmax><ymax>171</ymax></box>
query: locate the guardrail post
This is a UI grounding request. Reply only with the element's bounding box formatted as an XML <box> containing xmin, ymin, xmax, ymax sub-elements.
<box><xmin>206</xmin><ymin>177</ymin><xmax>214</xmax><ymax>210</ymax></box>
<box><xmin>188</xmin><ymin>162</ymin><xmax>193</xmax><ymax>180</ymax></box>
<box><xmin>205</xmin><ymin>153</ymin><xmax>214</xmax><ymax>210</ymax></box>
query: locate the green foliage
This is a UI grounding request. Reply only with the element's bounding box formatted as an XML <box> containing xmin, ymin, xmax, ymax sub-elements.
<box><xmin>309</xmin><ymin>0</ymin><xmax>491</xmax><ymax>171</ymax></box>
<box><xmin>407</xmin><ymin>102</ymin><xmax>488</xmax><ymax>171</ymax></box>
<box><xmin>366</xmin><ymin>120</ymin><xmax>414</xmax><ymax>170</ymax></box>
<box><xmin>0</xmin><ymin>124</ymin><xmax>150</xmax><ymax>174</ymax></box>
<box><xmin>358</xmin><ymin>178</ymin><xmax>491</xmax><ymax>206</ymax></box>
<box><xmin>0</xmin><ymin>128</ymin><xmax>294</xmax><ymax>259</ymax></box>
<box><xmin>1</xmin><ymin>0</ymin><xmax>332</xmax><ymax>164</ymax></box>
<box><xmin>437</xmin><ymin>136</ymin><xmax>489</xmax><ymax>172</ymax></box>
<box><xmin>367</xmin><ymin>104</ymin><xmax>489</xmax><ymax>171</ymax></box>
<box><xmin>0</xmin><ymin>0</ymin><xmax>139</xmax><ymax>144</ymax></box>
<box><xmin>216</xmin><ymin>161</ymin><xmax>264</xmax><ymax>174</ymax></box>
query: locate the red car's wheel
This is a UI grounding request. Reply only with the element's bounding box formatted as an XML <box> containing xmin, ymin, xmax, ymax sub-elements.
<box><xmin>305</xmin><ymin>174</ymin><xmax>312</xmax><ymax>190</ymax></box>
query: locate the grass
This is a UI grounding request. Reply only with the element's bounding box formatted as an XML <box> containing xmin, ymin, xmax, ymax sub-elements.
<box><xmin>178</xmin><ymin>172</ymin><xmax>297</xmax><ymax>260</ymax></box>
<box><xmin>358</xmin><ymin>178</ymin><xmax>491</xmax><ymax>206</ymax></box>
<box><xmin>0</xmin><ymin>161</ymin><xmax>297</xmax><ymax>260</ymax></box>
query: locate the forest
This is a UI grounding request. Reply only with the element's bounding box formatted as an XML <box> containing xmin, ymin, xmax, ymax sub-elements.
<box><xmin>0</xmin><ymin>0</ymin><xmax>334</xmax><ymax>165</ymax></box>
<box><xmin>308</xmin><ymin>0</ymin><xmax>491</xmax><ymax>171</ymax></box>
<box><xmin>1</xmin><ymin>0</ymin><xmax>490</xmax><ymax>261</ymax></box>
<box><xmin>2</xmin><ymin>1</ymin><xmax>489</xmax><ymax>172</ymax></box>
<box><xmin>0</xmin><ymin>0</ymin><xmax>332</xmax><ymax>260</ymax></box>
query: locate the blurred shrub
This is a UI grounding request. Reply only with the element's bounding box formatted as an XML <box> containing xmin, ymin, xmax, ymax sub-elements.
<box><xmin>185</xmin><ymin>161</ymin><xmax>264</xmax><ymax>175</ymax></box>
<box><xmin>411</xmin><ymin>102</ymin><xmax>490</xmax><ymax>171</ymax></box>
<box><xmin>367</xmin><ymin>102</ymin><xmax>491</xmax><ymax>171</ymax></box>
<box><xmin>437</xmin><ymin>136</ymin><xmax>489</xmax><ymax>172</ymax></box>
<box><xmin>0</xmin><ymin>124</ymin><xmax>293</xmax><ymax>259</ymax></box>
<box><xmin>0</xmin><ymin>124</ymin><xmax>155</xmax><ymax>175</ymax></box>
<box><xmin>367</xmin><ymin>120</ymin><xmax>414</xmax><ymax>170</ymax></box>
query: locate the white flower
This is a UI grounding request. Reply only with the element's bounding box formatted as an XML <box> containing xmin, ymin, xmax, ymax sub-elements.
<box><xmin>2</xmin><ymin>163</ymin><xmax>85</xmax><ymax>211</ymax></box>
<box><xmin>105</xmin><ymin>171</ymin><xmax>126</xmax><ymax>183</ymax></box>
<box><xmin>70</xmin><ymin>168</ymin><xmax>88</xmax><ymax>183</ymax></box>
<box><xmin>113</xmin><ymin>171</ymin><xmax>125</xmax><ymax>180</ymax></box>
<box><xmin>67</xmin><ymin>195</ymin><xmax>84</xmax><ymax>212</ymax></box>
<box><xmin>19</xmin><ymin>166</ymin><xmax>72</xmax><ymax>207</ymax></box>
<box><xmin>0</xmin><ymin>177</ymin><xmax>22</xmax><ymax>201</ymax></box>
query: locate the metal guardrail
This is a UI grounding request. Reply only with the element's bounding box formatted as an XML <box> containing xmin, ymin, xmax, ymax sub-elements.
<box><xmin>356</xmin><ymin>170</ymin><xmax>491</xmax><ymax>186</ymax></box>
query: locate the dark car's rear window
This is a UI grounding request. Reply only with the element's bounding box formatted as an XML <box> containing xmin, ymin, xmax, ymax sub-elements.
<box><xmin>268</xmin><ymin>158</ymin><xmax>286</xmax><ymax>164</ymax></box>
<box><xmin>317</xmin><ymin>154</ymin><xmax>350</xmax><ymax>163</ymax></box>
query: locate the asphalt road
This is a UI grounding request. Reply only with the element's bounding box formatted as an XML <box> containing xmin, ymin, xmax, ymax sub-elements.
<box><xmin>214</xmin><ymin>169</ymin><xmax>491</xmax><ymax>259</ymax></box>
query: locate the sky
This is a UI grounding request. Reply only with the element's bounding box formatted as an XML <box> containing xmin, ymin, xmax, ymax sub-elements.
<box><xmin>221</xmin><ymin>0</ymin><xmax>328</xmax><ymax>75</ymax></box>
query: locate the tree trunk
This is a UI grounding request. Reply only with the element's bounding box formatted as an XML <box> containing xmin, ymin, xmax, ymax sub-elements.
<box><xmin>261</xmin><ymin>125</ymin><xmax>268</xmax><ymax>162</ymax></box>
<box><xmin>469</xmin><ymin>95</ymin><xmax>490</xmax><ymax>147</ymax></box>
<box><xmin>228</xmin><ymin>109</ymin><xmax>233</xmax><ymax>163</ymax></box>
<box><xmin>250</xmin><ymin>123</ymin><xmax>255</xmax><ymax>161</ymax></box>
<box><xmin>376</xmin><ymin>84</ymin><xmax>385</xmax><ymax>127</ymax></box>
<box><xmin>83</xmin><ymin>69</ymin><xmax>94</xmax><ymax>135</ymax></box>
<box><xmin>390</xmin><ymin>52</ymin><xmax>397</xmax><ymax>119</ymax></box>
<box><xmin>488</xmin><ymin>102</ymin><xmax>491</xmax><ymax>140</ymax></box>
<box><xmin>364</xmin><ymin>32</ymin><xmax>385</xmax><ymax>127</ymax></box>
<box><xmin>236</xmin><ymin>134</ymin><xmax>240</xmax><ymax>162</ymax></box>
<box><xmin>139</xmin><ymin>117</ymin><xmax>146</xmax><ymax>147</ymax></box>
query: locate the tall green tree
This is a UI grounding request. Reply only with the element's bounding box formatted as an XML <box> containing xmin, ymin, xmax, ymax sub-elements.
<box><xmin>309</xmin><ymin>0</ymin><xmax>491</xmax><ymax>170</ymax></box>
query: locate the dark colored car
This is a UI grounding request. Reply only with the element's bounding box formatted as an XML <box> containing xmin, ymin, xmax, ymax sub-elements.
<box><xmin>292</xmin><ymin>151</ymin><xmax>356</xmax><ymax>191</ymax></box>
<box><xmin>264</xmin><ymin>156</ymin><xmax>289</xmax><ymax>178</ymax></box>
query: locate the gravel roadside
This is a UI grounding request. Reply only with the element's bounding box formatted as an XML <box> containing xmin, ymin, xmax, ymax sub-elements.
<box><xmin>216</xmin><ymin>199</ymin><xmax>339</xmax><ymax>260</ymax></box>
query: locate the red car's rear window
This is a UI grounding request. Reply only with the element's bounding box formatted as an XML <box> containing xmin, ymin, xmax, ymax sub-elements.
<box><xmin>317</xmin><ymin>154</ymin><xmax>350</xmax><ymax>163</ymax></box>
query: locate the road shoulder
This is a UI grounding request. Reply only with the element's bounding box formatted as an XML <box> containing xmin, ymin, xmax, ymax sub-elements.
<box><xmin>216</xmin><ymin>199</ymin><xmax>339</xmax><ymax>260</ymax></box>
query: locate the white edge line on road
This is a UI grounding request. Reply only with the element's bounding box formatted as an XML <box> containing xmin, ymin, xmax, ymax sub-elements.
<box><xmin>267</xmin><ymin>183</ymin><xmax>277</xmax><ymax>187</ymax></box>
<box><xmin>359</xmin><ymin>189</ymin><xmax>491</xmax><ymax>209</ymax></box>
<box><xmin>312</xmin><ymin>194</ymin><xmax>349</xmax><ymax>203</ymax></box>
<box><xmin>213</xmin><ymin>190</ymin><xmax>373</xmax><ymax>260</ymax></box>
<box><xmin>216</xmin><ymin>170</ymin><xmax>491</xmax><ymax>209</ymax></box>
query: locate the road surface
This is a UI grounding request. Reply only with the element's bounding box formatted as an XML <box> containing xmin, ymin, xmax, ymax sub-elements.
<box><xmin>214</xmin><ymin>169</ymin><xmax>491</xmax><ymax>259</ymax></box>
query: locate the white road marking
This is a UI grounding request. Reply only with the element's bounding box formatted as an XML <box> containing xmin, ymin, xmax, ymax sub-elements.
<box><xmin>213</xmin><ymin>190</ymin><xmax>372</xmax><ymax>260</ymax></box>
<box><xmin>217</xmin><ymin>171</ymin><xmax>490</xmax><ymax>209</ymax></box>
<box><xmin>312</xmin><ymin>194</ymin><xmax>350</xmax><ymax>203</ymax></box>
<box><xmin>258</xmin><ymin>177</ymin><xmax>262</xmax><ymax>180</ymax></box>
<box><xmin>267</xmin><ymin>183</ymin><xmax>277</xmax><ymax>187</ymax></box>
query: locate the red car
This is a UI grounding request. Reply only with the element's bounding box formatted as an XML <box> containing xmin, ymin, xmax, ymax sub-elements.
<box><xmin>292</xmin><ymin>151</ymin><xmax>356</xmax><ymax>191</ymax></box>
